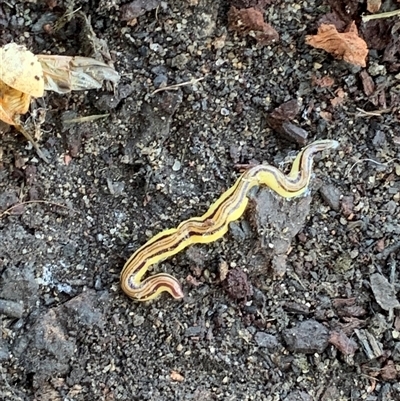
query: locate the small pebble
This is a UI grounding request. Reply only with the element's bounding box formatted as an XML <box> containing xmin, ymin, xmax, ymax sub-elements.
<box><xmin>319</xmin><ymin>184</ymin><xmax>341</xmax><ymax>211</ymax></box>
<box><xmin>172</xmin><ymin>160</ymin><xmax>181</xmax><ymax>171</ymax></box>
<box><xmin>254</xmin><ymin>332</ymin><xmax>279</xmax><ymax>349</ymax></box>
<box><xmin>0</xmin><ymin>299</ymin><xmax>24</xmax><ymax>318</ymax></box>
<box><xmin>282</xmin><ymin>319</ymin><xmax>329</xmax><ymax>354</ymax></box>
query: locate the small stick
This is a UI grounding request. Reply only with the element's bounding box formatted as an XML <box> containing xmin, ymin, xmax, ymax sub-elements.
<box><xmin>14</xmin><ymin>122</ymin><xmax>49</xmax><ymax>163</ymax></box>
<box><xmin>355</xmin><ymin>108</ymin><xmax>391</xmax><ymax>117</ymax></box>
<box><xmin>151</xmin><ymin>76</ymin><xmax>206</xmax><ymax>95</ymax></box>
<box><xmin>62</xmin><ymin>114</ymin><xmax>109</xmax><ymax>124</ymax></box>
<box><xmin>346</xmin><ymin>158</ymin><xmax>398</xmax><ymax>176</ymax></box>
<box><xmin>362</xmin><ymin>9</ymin><xmax>400</xmax><ymax>22</ymax></box>
<box><xmin>0</xmin><ymin>200</ymin><xmax>75</xmax><ymax>218</ymax></box>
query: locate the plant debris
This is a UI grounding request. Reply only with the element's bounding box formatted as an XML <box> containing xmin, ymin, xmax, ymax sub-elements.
<box><xmin>120</xmin><ymin>0</ymin><xmax>161</xmax><ymax>22</ymax></box>
<box><xmin>370</xmin><ymin>272</ymin><xmax>400</xmax><ymax>312</ymax></box>
<box><xmin>228</xmin><ymin>6</ymin><xmax>279</xmax><ymax>45</ymax></box>
<box><xmin>229</xmin><ymin>0</ymin><xmax>273</xmax><ymax>9</ymax></box>
<box><xmin>306</xmin><ymin>22</ymin><xmax>368</xmax><ymax>67</ymax></box>
<box><xmin>0</xmin><ymin>42</ymin><xmax>120</xmax><ymax>161</ymax></box>
<box><xmin>223</xmin><ymin>268</ymin><xmax>253</xmax><ymax>300</ymax></box>
<box><xmin>329</xmin><ymin>330</ymin><xmax>358</xmax><ymax>356</ymax></box>
<box><xmin>2</xmin><ymin>0</ymin><xmax>400</xmax><ymax>399</ymax></box>
<box><xmin>266</xmin><ymin>99</ymin><xmax>308</xmax><ymax>145</ymax></box>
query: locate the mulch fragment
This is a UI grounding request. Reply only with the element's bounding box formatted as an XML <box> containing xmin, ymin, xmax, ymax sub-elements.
<box><xmin>329</xmin><ymin>330</ymin><xmax>358</xmax><ymax>355</ymax></box>
<box><xmin>229</xmin><ymin>0</ymin><xmax>273</xmax><ymax>9</ymax></box>
<box><xmin>228</xmin><ymin>6</ymin><xmax>279</xmax><ymax>45</ymax></box>
<box><xmin>266</xmin><ymin>99</ymin><xmax>308</xmax><ymax>145</ymax></box>
<box><xmin>327</xmin><ymin>0</ymin><xmax>360</xmax><ymax>24</ymax></box>
<box><xmin>223</xmin><ymin>268</ymin><xmax>253</xmax><ymax>300</ymax></box>
<box><xmin>360</xmin><ymin>70</ymin><xmax>375</xmax><ymax>97</ymax></box>
<box><xmin>120</xmin><ymin>0</ymin><xmax>161</xmax><ymax>21</ymax></box>
<box><xmin>370</xmin><ymin>272</ymin><xmax>400</xmax><ymax>311</ymax></box>
<box><xmin>380</xmin><ymin>360</ymin><xmax>398</xmax><ymax>381</ymax></box>
<box><xmin>282</xmin><ymin>320</ymin><xmax>329</xmax><ymax>354</ymax></box>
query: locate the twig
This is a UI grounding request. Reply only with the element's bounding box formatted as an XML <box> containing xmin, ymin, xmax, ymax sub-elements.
<box><xmin>62</xmin><ymin>114</ymin><xmax>110</xmax><ymax>124</ymax></box>
<box><xmin>346</xmin><ymin>158</ymin><xmax>398</xmax><ymax>176</ymax></box>
<box><xmin>362</xmin><ymin>9</ymin><xmax>400</xmax><ymax>22</ymax></box>
<box><xmin>14</xmin><ymin>122</ymin><xmax>50</xmax><ymax>163</ymax></box>
<box><xmin>151</xmin><ymin>76</ymin><xmax>206</xmax><ymax>95</ymax></box>
<box><xmin>0</xmin><ymin>200</ymin><xmax>76</xmax><ymax>218</ymax></box>
<box><xmin>355</xmin><ymin>108</ymin><xmax>392</xmax><ymax>117</ymax></box>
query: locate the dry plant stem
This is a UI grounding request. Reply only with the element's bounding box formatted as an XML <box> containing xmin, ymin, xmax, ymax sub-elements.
<box><xmin>53</xmin><ymin>6</ymin><xmax>82</xmax><ymax>31</ymax></box>
<box><xmin>355</xmin><ymin>108</ymin><xmax>391</xmax><ymax>117</ymax></box>
<box><xmin>151</xmin><ymin>76</ymin><xmax>206</xmax><ymax>95</ymax></box>
<box><xmin>346</xmin><ymin>158</ymin><xmax>399</xmax><ymax>176</ymax></box>
<box><xmin>0</xmin><ymin>200</ymin><xmax>75</xmax><ymax>218</ymax></box>
<box><xmin>62</xmin><ymin>114</ymin><xmax>109</xmax><ymax>124</ymax></box>
<box><xmin>14</xmin><ymin>122</ymin><xmax>49</xmax><ymax>163</ymax></box>
<box><xmin>362</xmin><ymin>9</ymin><xmax>400</xmax><ymax>22</ymax></box>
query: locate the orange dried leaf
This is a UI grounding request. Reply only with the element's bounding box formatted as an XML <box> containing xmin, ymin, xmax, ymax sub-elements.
<box><xmin>306</xmin><ymin>22</ymin><xmax>368</xmax><ymax>67</ymax></box>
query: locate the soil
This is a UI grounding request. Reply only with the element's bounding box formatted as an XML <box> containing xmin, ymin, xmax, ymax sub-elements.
<box><xmin>1</xmin><ymin>1</ymin><xmax>400</xmax><ymax>400</ymax></box>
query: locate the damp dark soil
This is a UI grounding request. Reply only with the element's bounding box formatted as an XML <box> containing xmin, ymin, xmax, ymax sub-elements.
<box><xmin>1</xmin><ymin>1</ymin><xmax>400</xmax><ymax>400</ymax></box>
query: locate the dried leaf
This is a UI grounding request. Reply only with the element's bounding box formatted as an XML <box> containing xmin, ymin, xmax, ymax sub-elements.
<box><xmin>228</xmin><ymin>6</ymin><xmax>279</xmax><ymax>45</ymax></box>
<box><xmin>0</xmin><ymin>80</ymin><xmax>31</xmax><ymax>124</ymax></box>
<box><xmin>38</xmin><ymin>55</ymin><xmax>120</xmax><ymax>94</ymax></box>
<box><xmin>0</xmin><ymin>42</ymin><xmax>44</xmax><ymax>97</ymax></box>
<box><xmin>306</xmin><ymin>22</ymin><xmax>368</xmax><ymax>67</ymax></box>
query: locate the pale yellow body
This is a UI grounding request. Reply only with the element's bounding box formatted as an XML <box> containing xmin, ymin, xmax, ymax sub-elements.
<box><xmin>121</xmin><ymin>140</ymin><xmax>339</xmax><ymax>301</ymax></box>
